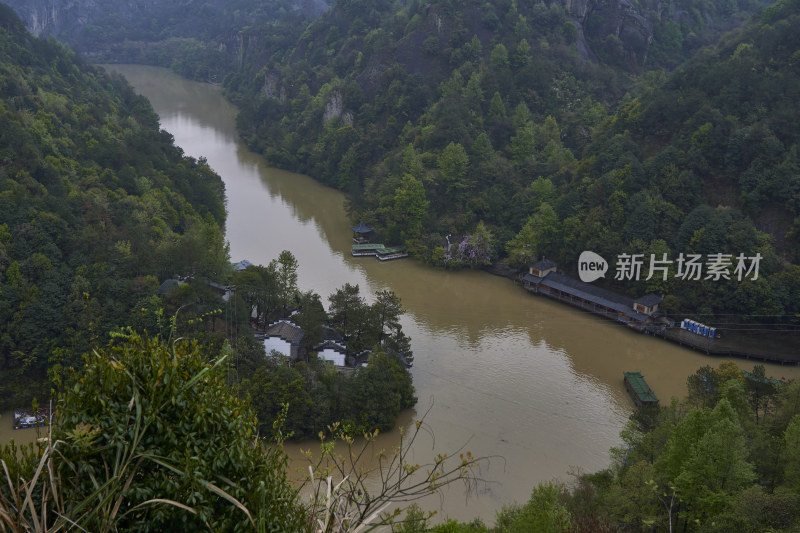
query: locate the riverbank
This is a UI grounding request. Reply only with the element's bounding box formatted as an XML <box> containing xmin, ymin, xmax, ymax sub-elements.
<box><xmin>486</xmin><ymin>260</ymin><xmax>799</xmax><ymax>366</ymax></box>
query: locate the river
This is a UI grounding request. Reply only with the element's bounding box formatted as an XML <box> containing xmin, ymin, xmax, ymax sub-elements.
<box><xmin>4</xmin><ymin>64</ymin><xmax>800</xmax><ymax>524</ymax></box>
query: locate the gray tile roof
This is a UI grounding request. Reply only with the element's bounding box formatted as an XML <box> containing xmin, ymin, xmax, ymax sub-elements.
<box><xmin>233</xmin><ymin>259</ymin><xmax>253</xmax><ymax>271</ymax></box>
<box><xmin>538</xmin><ymin>272</ymin><xmax>651</xmax><ymax>322</ymax></box>
<box><xmin>530</xmin><ymin>259</ymin><xmax>558</xmax><ymax>271</ymax></box>
<box><xmin>323</xmin><ymin>325</ymin><xmax>344</xmax><ymax>343</ymax></box>
<box><xmin>314</xmin><ymin>339</ymin><xmax>347</xmax><ymax>354</ymax></box>
<box><xmin>634</xmin><ymin>293</ymin><xmax>663</xmax><ymax>307</ymax></box>
<box><xmin>523</xmin><ymin>273</ymin><xmax>543</xmax><ymax>284</ymax></box>
<box><xmin>350</xmin><ymin>221</ymin><xmax>373</xmax><ymax>233</ymax></box>
<box><xmin>265</xmin><ymin>320</ymin><xmax>305</xmax><ymax>345</ymax></box>
<box><xmin>158</xmin><ymin>279</ymin><xmax>181</xmax><ymax>294</ymax></box>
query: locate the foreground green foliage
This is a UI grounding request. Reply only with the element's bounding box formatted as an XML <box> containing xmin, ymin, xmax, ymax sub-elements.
<box><xmin>242</xmin><ymin>346</ymin><xmax>416</xmax><ymax>439</ymax></box>
<box><xmin>1</xmin><ymin>332</ymin><xmax>305</xmax><ymax>532</ymax></box>
<box><xmin>0</xmin><ymin>5</ymin><xmax>229</xmax><ymax>409</ymax></box>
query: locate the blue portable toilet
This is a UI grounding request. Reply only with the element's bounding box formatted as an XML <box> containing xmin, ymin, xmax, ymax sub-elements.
<box><xmin>709</xmin><ymin>327</ymin><xmax>716</xmax><ymax>339</ymax></box>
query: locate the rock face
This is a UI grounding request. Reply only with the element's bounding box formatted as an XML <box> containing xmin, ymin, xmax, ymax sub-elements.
<box><xmin>322</xmin><ymin>88</ymin><xmax>353</xmax><ymax>126</ymax></box>
<box><xmin>562</xmin><ymin>0</ymin><xmax>655</xmax><ymax>67</ymax></box>
<box><xmin>263</xmin><ymin>71</ymin><xmax>286</xmax><ymax>102</ymax></box>
<box><xmin>7</xmin><ymin>0</ymin><xmax>92</xmax><ymax>38</ymax></box>
<box><xmin>5</xmin><ymin>0</ymin><xmax>331</xmax><ymax>42</ymax></box>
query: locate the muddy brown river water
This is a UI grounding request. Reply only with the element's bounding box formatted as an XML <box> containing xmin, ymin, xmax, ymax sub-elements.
<box><xmin>4</xmin><ymin>64</ymin><xmax>799</xmax><ymax>524</ymax></box>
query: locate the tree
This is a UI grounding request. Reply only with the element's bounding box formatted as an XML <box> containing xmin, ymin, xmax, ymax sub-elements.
<box><xmin>500</xmin><ymin>482</ymin><xmax>572</xmax><ymax>533</ymax></box>
<box><xmin>487</xmin><ymin>92</ymin><xmax>506</xmax><ymax>119</ymax></box>
<box><xmin>505</xmin><ymin>203</ymin><xmax>559</xmax><ymax>269</ymax></box>
<box><xmin>328</xmin><ymin>283</ymin><xmax>365</xmax><ymax>340</ymax></box>
<box><xmin>299</xmin><ymin>412</ymin><xmax>487</xmax><ymax>531</ymax></box>
<box><xmin>438</xmin><ymin>142</ymin><xmax>470</xmax><ymax>207</ymax></box>
<box><xmin>294</xmin><ymin>290</ymin><xmax>328</xmax><ymax>350</ymax></box>
<box><xmin>472</xmin><ymin>132</ymin><xmax>495</xmax><ymax>164</ymax></box>
<box><xmin>509</xmin><ymin>123</ymin><xmax>536</xmax><ymax>166</ymax></box>
<box><xmin>233</xmin><ymin>263</ymin><xmax>280</xmax><ymax>327</ymax></box>
<box><xmin>447</xmin><ymin>222</ymin><xmax>494</xmax><ymax>268</ymax></box>
<box><xmin>686</xmin><ymin>365</ymin><xmax>722</xmax><ymax>409</ymax></box>
<box><xmin>782</xmin><ymin>415</ymin><xmax>800</xmax><ymax>492</ymax></box>
<box><xmin>272</xmin><ymin>250</ymin><xmax>299</xmax><ymax>315</ymax></box>
<box><xmin>746</xmin><ymin>364</ymin><xmax>779</xmax><ymax>424</ymax></box>
<box><xmin>243</xmin><ymin>363</ymin><xmax>314</xmax><ymax>439</ymax></box>
<box><xmin>392</xmin><ymin>174</ymin><xmax>429</xmax><ymax>241</ymax></box>
<box><xmin>371</xmin><ymin>289</ymin><xmax>403</xmax><ymax>343</ymax></box>
<box><xmin>345</xmin><ymin>349</ymin><xmax>415</xmax><ymax>431</ymax></box>
<box><xmin>54</xmin><ymin>332</ymin><xmax>305</xmax><ymax>531</ymax></box>
<box><xmin>658</xmin><ymin>399</ymin><xmax>755</xmax><ymax>525</ymax></box>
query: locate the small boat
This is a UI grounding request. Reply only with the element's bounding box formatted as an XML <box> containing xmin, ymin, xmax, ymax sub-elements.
<box><xmin>13</xmin><ymin>409</ymin><xmax>48</xmax><ymax>429</ymax></box>
<box><xmin>623</xmin><ymin>371</ymin><xmax>658</xmax><ymax>408</ymax></box>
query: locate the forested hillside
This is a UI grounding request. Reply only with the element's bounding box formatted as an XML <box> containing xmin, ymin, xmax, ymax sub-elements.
<box><xmin>225</xmin><ymin>0</ymin><xmax>799</xmax><ymax>325</ymax></box>
<box><xmin>0</xmin><ymin>4</ymin><xmax>229</xmax><ymax>408</ymax></box>
<box><xmin>7</xmin><ymin>0</ymin><xmax>795</xmax><ymax>324</ymax></box>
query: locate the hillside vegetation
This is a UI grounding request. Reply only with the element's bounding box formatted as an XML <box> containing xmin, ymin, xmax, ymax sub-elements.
<box><xmin>7</xmin><ymin>0</ymin><xmax>796</xmax><ymax>324</ymax></box>
<box><xmin>225</xmin><ymin>0</ymin><xmax>800</xmax><ymax>326</ymax></box>
<box><xmin>0</xmin><ymin>4</ymin><xmax>229</xmax><ymax>408</ymax></box>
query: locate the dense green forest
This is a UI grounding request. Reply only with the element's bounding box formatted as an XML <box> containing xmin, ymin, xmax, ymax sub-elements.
<box><xmin>223</xmin><ymin>0</ymin><xmax>800</xmax><ymax>326</ymax></box>
<box><xmin>0</xmin><ymin>4</ymin><xmax>230</xmax><ymax>409</ymax></box>
<box><xmin>0</xmin><ymin>0</ymin><xmax>416</xmax><ymax>436</ymax></box>
<box><xmin>7</xmin><ymin>0</ymin><xmax>799</xmax><ymax>327</ymax></box>
<box><xmin>0</xmin><ymin>332</ymin><xmax>473</xmax><ymax>531</ymax></box>
<box><xmin>397</xmin><ymin>363</ymin><xmax>800</xmax><ymax>532</ymax></box>
<box><xmin>201</xmin><ymin>0</ymin><xmax>798</xmax><ymax>337</ymax></box>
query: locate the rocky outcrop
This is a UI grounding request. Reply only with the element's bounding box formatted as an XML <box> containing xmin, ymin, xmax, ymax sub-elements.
<box><xmin>5</xmin><ymin>0</ymin><xmax>331</xmax><ymax>46</ymax></box>
<box><xmin>560</xmin><ymin>0</ymin><xmax>654</xmax><ymax>67</ymax></box>
<box><xmin>263</xmin><ymin>71</ymin><xmax>286</xmax><ymax>102</ymax></box>
<box><xmin>322</xmin><ymin>88</ymin><xmax>353</xmax><ymax>126</ymax></box>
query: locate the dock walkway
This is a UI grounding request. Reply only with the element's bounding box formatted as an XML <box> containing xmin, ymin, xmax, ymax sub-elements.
<box><xmin>351</xmin><ymin>243</ymin><xmax>408</xmax><ymax>261</ymax></box>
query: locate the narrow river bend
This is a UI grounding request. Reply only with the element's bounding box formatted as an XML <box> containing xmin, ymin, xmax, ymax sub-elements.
<box><xmin>6</xmin><ymin>64</ymin><xmax>795</xmax><ymax>523</ymax></box>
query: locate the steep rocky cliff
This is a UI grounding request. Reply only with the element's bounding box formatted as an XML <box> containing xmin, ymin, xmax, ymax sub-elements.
<box><xmin>5</xmin><ymin>0</ymin><xmax>330</xmax><ymax>44</ymax></box>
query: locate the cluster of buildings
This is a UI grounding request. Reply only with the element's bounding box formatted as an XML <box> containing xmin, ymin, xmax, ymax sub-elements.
<box><xmin>258</xmin><ymin>319</ymin><xmax>411</xmax><ymax>370</ymax></box>
<box><xmin>522</xmin><ymin>259</ymin><xmax>666</xmax><ymax>333</ymax></box>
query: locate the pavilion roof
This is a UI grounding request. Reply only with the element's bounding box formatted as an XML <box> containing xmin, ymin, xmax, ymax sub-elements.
<box><xmin>350</xmin><ymin>221</ymin><xmax>373</xmax><ymax>234</ymax></box>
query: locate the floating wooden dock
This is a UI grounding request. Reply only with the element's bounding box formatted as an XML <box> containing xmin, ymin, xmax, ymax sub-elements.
<box><xmin>623</xmin><ymin>371</ymin><xmax>659</xmax><ymax>408</ymax></box>
<box><xmin>351</xmin><ymin>244</ymin><xmax>408</xmax><ymax>261</ymax></box>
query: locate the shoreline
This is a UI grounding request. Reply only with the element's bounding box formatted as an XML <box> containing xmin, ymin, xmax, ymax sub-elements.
<box><xmin>484</xmin><ymin>260</ymin><xmax>800</xmax><ymax>366</ymax></box>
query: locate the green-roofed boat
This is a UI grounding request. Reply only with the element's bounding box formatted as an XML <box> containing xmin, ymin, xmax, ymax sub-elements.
<box><xmin>623</xmin><ymin>371</ymin><xmax>659</xmax><ymax>408</ymax></box>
